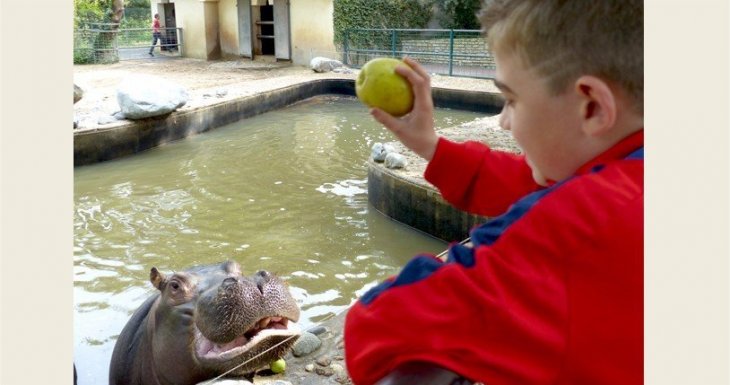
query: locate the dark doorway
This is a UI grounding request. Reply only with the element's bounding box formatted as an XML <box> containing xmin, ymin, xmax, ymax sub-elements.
<box><xmin>259</xmin><ymin>5</ymin><xmax>274</xmax><ymax>55</ymax></box>
<box><xmin>162</xmin><ymin>4</ymin><xmax>177</xmax><ymax>51</ymax></box>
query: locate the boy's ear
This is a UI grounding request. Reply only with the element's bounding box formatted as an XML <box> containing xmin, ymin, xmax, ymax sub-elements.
<box><xmin>574</xmin><ymin>75</ymin><xmax>617</xmax><ymax>137</ymax></box>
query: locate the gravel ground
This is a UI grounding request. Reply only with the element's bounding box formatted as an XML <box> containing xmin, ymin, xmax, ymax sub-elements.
<box><xmin>72</xmin><ymin>57</ymin><xmax>501</xmax><ymax>130</ymax></box>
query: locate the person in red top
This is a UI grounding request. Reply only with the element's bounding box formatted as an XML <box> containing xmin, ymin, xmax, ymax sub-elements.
<box><xmin>148</xmin><ymin>13</ymin><xmax>161</xmax><ymax>56</ymax></box>
<box><xmin>344</xmin><ymin>1</ymin><xmax>644</xmax><ymax>384</ymax></box>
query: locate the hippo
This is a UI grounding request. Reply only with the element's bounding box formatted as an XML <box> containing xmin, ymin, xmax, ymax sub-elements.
<box><xmin>109</xmin><ymin>260</ymin><xmax>301</xmax><ymax>385</ymax></box>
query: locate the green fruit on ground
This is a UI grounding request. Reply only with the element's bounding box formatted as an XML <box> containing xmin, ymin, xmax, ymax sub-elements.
<box><xmin>355</xmin><ymin>57</ymin><xmax>414</xmax><ymax>117</ymax></box>
<box><xmin>270</xmin><ymin>358</ymin><xmax>286</xmax><ymax>373</ymax></box>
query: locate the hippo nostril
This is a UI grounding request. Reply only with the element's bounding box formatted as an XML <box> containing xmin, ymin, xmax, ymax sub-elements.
<box><xmin>222</xmin><ymin>277</ymin><xmax>238</xmax><ymax>288</ymax></box>
<box><xmin>254</xmin><ymin>271</ymin><xmax>271</xmax><ymax>294</ymax></box>
<box><xmin>256</xmin><ymin>281</ymin><xmax>266</xmax><ymax>294</ymax></box>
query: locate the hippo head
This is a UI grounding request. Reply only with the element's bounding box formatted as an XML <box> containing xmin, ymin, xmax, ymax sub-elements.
<box><xmin>115</xmin><ymin>260</ymin><xmax>301</xmax><ymax>384</ymax></box>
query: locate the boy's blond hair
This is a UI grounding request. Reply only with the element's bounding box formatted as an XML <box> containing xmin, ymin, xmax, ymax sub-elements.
<box><xmin>480</xmin><ymin>0</ymin><xmax>643</xmax><ymax>114</ymax></box>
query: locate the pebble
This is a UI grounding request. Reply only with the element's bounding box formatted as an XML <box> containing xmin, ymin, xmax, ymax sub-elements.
<box><xmin>291</xmin><ymin>331</ymin><xmax>322</xmax><ymax>357</ymax></box>
<box><xmin>371</xmin><ymin>143</ymin><xmax>396</xmax><ymax>162</ymax></box>
<box><xmin>384</xmin><ymin>152</ymin><xmax>408</xmax><ymax>169</ymax></box>
<box><xmin>331</xmin><ymin>363</ymin><xmax>346</xmax><ymax>377</ymax></box>
<box><xmin>307</xmin><ymin>325</ymin><xmax>327</xmax><ymax>336</ymax></box>
<box><xmin>315</xmin><ymin>355</ymin><xmax>332</xmax><ymax>367</ymax></box>
<box><xmin>314</xmin><ymin>366</ymin><xmax>334</xmax><ymax>377</ymax></box>
<box><xmin>304</xmin><ymin>364</ymin><xmax>315</xmax><ymax>372</ymax></box>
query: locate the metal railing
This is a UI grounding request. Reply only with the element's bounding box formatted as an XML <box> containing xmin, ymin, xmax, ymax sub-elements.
<box><xmin>342</xmin><ymin>28</ymin><xmax>495</xmax><ymax>79</ymax></box>
<box><xmin>74</xmin><ymin>24</ymin><xmax>184</xmax><ymax>64</ymax></box>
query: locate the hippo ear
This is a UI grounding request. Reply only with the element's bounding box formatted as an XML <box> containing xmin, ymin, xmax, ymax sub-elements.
<box><xmin>150</xmin><ymin>267</ymin><xmax>167</xmax><ymax>291</ymax></box>
<box><xmin>223</xmin><ymin>260</ymin><xmax>241</xmax><ymax>275</ymax></box>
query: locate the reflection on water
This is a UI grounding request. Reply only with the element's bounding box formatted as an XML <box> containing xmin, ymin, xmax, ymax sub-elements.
<box><xmin>73</xmin><ymin>95</ymin><xmax>486</xmax><ymax>384</ymax></box>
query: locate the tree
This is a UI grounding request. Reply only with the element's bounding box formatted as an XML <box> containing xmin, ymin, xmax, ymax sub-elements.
<box><xmin>432</xmin><ymin>0</ymin><xmax>481</xmax><ymax>30</ymax></box>
<box><xmin>89</xmin><ymin>0</ymin><xmax>124</xmax><ymax>63</ymax></box>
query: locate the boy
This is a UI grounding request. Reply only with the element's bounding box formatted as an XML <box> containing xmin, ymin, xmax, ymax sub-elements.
<box><xmin>344</xmin><ymin>1</ymin><xmax>643</xmax><ymax>384</ymax></box>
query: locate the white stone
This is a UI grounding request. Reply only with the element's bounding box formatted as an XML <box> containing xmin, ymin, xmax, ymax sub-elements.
<box><xmin>310</xmin><ymin>57</ymin><xmax>344</xmax><ymax>73</ymax></box>
<box><xmin>117</xmin><ymin>74</ymin><xmax>189</xmax><ymax>119</ymax></box>
<box><xmin>371</xmin><ymin>142</ymin><xmax>396</xmax><ymax>162</ymax></box>
<box><xmin>384</xmin><ymin>152</ymin><xmax>408</xmax><ymax>169</ymax></box>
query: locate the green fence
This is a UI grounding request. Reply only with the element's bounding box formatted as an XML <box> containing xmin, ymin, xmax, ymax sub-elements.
<box><xmin>74</xmin><ymin>23</ymin><xmax>183</xmax><ymax>64</ymax></box>
<box><xmin>343</xmin><ymin>28</ymin><xmax>495</xmax><ymax>79</ymax></box>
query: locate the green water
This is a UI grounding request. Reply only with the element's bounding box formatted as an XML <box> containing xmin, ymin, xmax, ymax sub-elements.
<box><xmin>73</xmin><ymin>95</ymin><xmax>487</xmax><ymax>384</ymax></box>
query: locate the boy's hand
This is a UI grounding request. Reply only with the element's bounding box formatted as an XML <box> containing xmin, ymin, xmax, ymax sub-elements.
<box><xmin>370</xmin><ymin>57</ymin><xmax>439</xmax><ymax>161</ymax></box>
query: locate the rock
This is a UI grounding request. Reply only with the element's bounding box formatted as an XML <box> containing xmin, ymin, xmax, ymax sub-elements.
<box><xmin>308</xmin><ymin>325</ymin><xmax>327</xmax><ymax>336</ymax></box>
<box><xmin>291</xmin><ymin>331</ymin><xmax>321</xmax><ymax>357</ymax></box>
<box><xmin>315</xmin><ymin>355</ymin><xmax>332</xmax><ymax>367</ymax></box>
<box><xmin>331</xmin><ymin>363</ymin><xmax>348</xmax><ymax>383</ymax></box>
<box><xmin>304</xmin><ymin>364</ymin><xmax>314</xmax><ymax>372</ymax></box>
<box><xmin>384</xmin><ymin>152</ymin><xmax>408</xmax><ymax>169</ymax></box>
<box><xmin>371</xmin><ymin>142</ymin><xmax>396</xmax><ymax>162</ymax></box>
<box><xmin>74</xmin><ymin>83</ymin><xmax>84</xmax><ymax>104</ymax></box>
<box><xmin>314</xmin><ymin>366</ymin><xmax>334</xmax><ymax>377</ymax></box>
<box><xmin>116</xmin><ymin>74</ymin><xmax>188</xmax><ymax>119</ymax></box>
<box><xmin>310</xmin><ymin>57</ymin><xmax>343</xmax><ymax>73</ymax></box>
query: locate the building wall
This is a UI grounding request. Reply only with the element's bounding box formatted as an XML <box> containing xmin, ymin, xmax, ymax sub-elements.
<box><xmin>155</xmin><ymin>0</ymin><xmax>338</xmax><ymax>64</ymax></box>
<box><xmin>153</xmin><ymin>0</ymin><xmax>204</xmax><ymax>59</ymax></box>
<box><xmin>289</xmin><ymin>0</ymin><xmax>337</xmax><ymax>65</ymax></box>
<box><xmin>218</xmin><ymin>0</ymin><xmax>240</xmax><ymax>57</ymax></box>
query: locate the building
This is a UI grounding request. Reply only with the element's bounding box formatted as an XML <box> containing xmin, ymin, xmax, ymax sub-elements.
<box><xmin>151</xmin><ymin>0</ymin><xmax>337</xmax><ymax>65</ymax></box>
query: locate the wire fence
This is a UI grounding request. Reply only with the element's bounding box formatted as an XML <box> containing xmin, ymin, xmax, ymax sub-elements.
<box><xmin>74</xmin><ymin>24</ymin><xmax>183</xmax><ymax>64</ymax></box>
<box><xmin>342</xmin><ymin>28</ymin><xmax>495</xmax><ymax>79</ymax></box>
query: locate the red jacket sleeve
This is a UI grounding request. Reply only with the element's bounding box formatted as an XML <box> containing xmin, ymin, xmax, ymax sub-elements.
<box><xmin>424</xmin><ymin>137</ymin><xmax>540</xmax><ymax>217</ymax></box>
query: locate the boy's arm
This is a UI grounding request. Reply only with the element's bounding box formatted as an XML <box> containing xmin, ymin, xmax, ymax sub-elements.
<box><xmin>370</xmin><ymin>58</ymin><xmax>540</xmax><ymax>216</ymax></box>
<box><xmin>344</xmin><ymin>243</ymin><xmax>568</xmax><ymax>385</ymax></box>
<box><xmin>424</xmin><ymin>137</ymin><xmax>540</xmax><ymax>216</ymax></box>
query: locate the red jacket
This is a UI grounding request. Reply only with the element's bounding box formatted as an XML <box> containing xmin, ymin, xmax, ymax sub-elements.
<box><xmin>344</xmin><ymin>131</ymin><xmax>644</xmax><ymax>385</ymax></box>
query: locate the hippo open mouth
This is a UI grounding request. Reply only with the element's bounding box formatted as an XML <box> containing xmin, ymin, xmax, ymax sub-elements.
<box><xmin>109</xmin><ymin>262</ymin><xmax>302</xmax><ymax>385</ymax></box>
<box><xmin>194</xmin><ymin>315</ymin><xmax>301</xmax><ymax>371</ymax></box>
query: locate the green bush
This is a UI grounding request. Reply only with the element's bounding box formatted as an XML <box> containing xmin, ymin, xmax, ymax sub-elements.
<box><xmin>333</xmin><ymin>0</ymin><xmax>432</xmax><ymax>48</ymax></box>
<box><xmin>432</xmin><ymin>0</ymin><xmax>482</xmax><ymax>30</ymax></box>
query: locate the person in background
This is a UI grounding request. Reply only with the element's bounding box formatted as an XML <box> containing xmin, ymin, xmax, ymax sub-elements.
<box><xmin>148</xmin><ymin>13</ymin><xmax>161</xmax><ymax>57</ymax></box>
<box><xmin>344</xmin><ymin>0</ymin><xmax>644</xmax><ymax>384</ymax></box>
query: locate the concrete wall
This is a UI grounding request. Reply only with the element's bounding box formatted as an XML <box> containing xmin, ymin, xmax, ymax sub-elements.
<box><xmin>219</xmin><ymin>0</ymin><xmax>240</xmax><ymax>57</ymax></box>
<box><xmin>290</xmin><ymin>0</ymin><xmax>337</xmax><ymax>65</ymax></box>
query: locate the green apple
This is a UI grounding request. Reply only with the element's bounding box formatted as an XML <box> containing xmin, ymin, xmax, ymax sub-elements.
<box><xmin>356</xmin><ymin>58</ymin><xmax>414</xmax><ymax>117</ymax></box>
<box><xmin>270</xmin><ymin>358</ymin><xmax>286</xmax><ymax>374</ymax></box>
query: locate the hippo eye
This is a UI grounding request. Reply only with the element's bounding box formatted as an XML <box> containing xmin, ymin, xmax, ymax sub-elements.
<box><xmin>170</xmin><ymin>281</ymin><xmax>180</xmax><ymax>291</ymax></box>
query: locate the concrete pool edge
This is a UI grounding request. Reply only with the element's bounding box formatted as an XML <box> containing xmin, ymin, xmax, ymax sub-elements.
<box><xmin>73</xmin><ymin>79</ymin><xmax>504</xmax><ymax>167</ymax></box>
<box><xmin>368</xmin><ymin>161</ymin><xmax>489</xmax><ymax>243</ymax></box>
<box><xmin>74</xmin><ymin>79</ymin><xmax>357</xmax><ymax>166</ymax></box>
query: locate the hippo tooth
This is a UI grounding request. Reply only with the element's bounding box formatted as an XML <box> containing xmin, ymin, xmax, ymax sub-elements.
<box><xmin>257</xmin><ymin>317</ymin><xmax>271</xmax><ymax>329</ymax></box>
